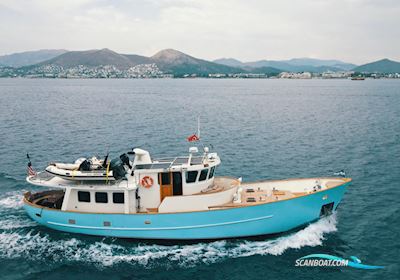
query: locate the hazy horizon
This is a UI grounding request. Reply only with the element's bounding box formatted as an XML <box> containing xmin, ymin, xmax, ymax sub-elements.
<box><xmin>1</xmin><ymin>0</ymin><xmax>399</xmax><ymax>64</ymax></box>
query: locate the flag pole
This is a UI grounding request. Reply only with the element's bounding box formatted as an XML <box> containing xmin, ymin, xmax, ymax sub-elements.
<box><xmin>27</xmin><ymin>153</ymin><xmax>32</xmax><ymax>165</ymax></box>
<box><xmin>197</xmin><ymin>116</ymin><xmax>205</xmax><ymax>150</ymax></box>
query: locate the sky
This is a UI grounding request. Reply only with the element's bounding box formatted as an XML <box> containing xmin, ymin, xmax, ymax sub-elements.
<box><xmin>0</xmin><ymin>0</ymin><xmax>399</xmax><ymax>64</ymax></box>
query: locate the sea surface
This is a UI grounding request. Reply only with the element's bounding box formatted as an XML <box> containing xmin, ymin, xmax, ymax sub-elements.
<box><xmin>0</xmin><ymin>78</ymin><xmax>399</xmax><ymax>280</ymax></box>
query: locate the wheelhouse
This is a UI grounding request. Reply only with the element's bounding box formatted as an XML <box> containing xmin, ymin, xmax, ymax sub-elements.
<box><xmin>26</xmin><ymin>146</ymin><xmax>224</xmax><ymax>214</ymax></box>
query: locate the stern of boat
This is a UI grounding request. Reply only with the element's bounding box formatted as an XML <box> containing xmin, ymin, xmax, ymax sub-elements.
<box><xmin>23</xmin><ymin>190</ymin><xmax>65</xmax><ymax>224</ymax></box>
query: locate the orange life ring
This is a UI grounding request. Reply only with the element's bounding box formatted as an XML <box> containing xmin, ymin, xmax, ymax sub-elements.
<box><xmin>141</xmin><ymin>176</ymin><xmax>154</xmax><ymax>188</ymax></box>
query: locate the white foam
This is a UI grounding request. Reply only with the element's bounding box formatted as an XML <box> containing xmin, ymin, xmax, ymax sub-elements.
<box><xmin>227</xmin><ymin>214</ymin><xmax>338</xmax><ymax>257</ymax></box>
<box><xmin>0</xmin><ymin>216</ymin><xmax>37</xmax><ymax>230</ymax></box>
<box><xmin>0</xmin><ymin>214</ymin><xmax>337</xmax><ymax>267</ymax></box>
<box><xmin>0</xmin><ymin>192</ymin><xmax>24</xmax><ymax>209</ymax></box>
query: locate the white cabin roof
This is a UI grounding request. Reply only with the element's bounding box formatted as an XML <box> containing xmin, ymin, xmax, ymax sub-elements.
<box><xmin>133</xmin><ymin>149</ymin><xmax>219</xmax><ymax>171</ymax></box>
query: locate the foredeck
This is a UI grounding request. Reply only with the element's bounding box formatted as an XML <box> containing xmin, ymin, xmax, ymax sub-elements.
<box><xmin>209</xmin><ymin>179</ymin><xmax>348</xmax><ymax>209</ymax></box>
<box><xmin>195</xmin><ymin>176</ymin><xmax>240</xmax><ymax>195</ymax></box>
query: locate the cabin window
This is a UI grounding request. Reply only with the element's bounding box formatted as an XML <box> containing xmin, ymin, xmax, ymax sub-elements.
<box><xmin>77</xmin><ymin>191</ymin><xmax>90</xmax><ymax>202</ymax></box>
<box><xmin>186</xmin><ymin>171</ymin><xmax>198</xmax><ymax>183</ymax></box>
<box><xmin>209</xmin><ymin>167</ymin><xmax>215</xmax><ymax>179</ymax></box>
<box><xmin>95</xmin><ymin>192</ymin><xmax>108</xmax><ymax>203</ymax></box>
<box><xmin>113</xmin><ymin>192</ymin><xmax>124</xmax><ymax>204</ymax></box>
<box><xmin>199</xmin><ymin>169</ymin><xmax>208</xmax><ymax>181</ymax></box>
<box><xmin>160</xmin><ymin>172</ymin><xmax>171</xmax><ymax>185</ymax></box>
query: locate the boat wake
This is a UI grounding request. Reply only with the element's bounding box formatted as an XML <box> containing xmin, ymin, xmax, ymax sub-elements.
<box><xmin>0</xmin><ymin>215</ymin><xmax>37</xmax><ymax>230</ymax></box>
<box><xmin>0</xmin><ymin>191</ymin><xmax>25</xmax><ymax>210</ymax></box>
<box><xmin>0</xmin><ymin>214</ymin><xmax>338</xmax><ymax>267</ymax></box>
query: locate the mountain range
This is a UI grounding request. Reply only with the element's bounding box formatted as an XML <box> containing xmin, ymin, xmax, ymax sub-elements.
<box><xmin>14</xmin><ymin>48</ymin><xmax>244</xmax><ymax>76</ymax></box>
<box><xmin>0</xmin><ymin>49</ymin><xmax>67</xmax><ymax>67</ymax></box>
<box><xmin>1</xmin><ymin>49</ymin><xmax>399</xmax><ymax>75</ymax></box>
<box><xmin>352</xmin><ymin>59</ymin><xmax>400</xmax><ymax>73</ymax></box>
<box><xmin>213</xmin><ymin>58</ymin><xmax>357</xmax><ymax>72</ymax></box>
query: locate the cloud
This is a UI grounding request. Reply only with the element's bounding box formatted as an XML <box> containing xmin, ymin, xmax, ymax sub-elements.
<box><xmin>0</xmin><ymin>0</ymin><xmax>399</xmax><ymax>63</ymax></box>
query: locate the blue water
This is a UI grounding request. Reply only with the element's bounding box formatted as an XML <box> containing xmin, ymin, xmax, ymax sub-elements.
<box><xmin>0</xmin><ymin>78</ymin><xmax>399</xmax><ymax>279</ymax></box>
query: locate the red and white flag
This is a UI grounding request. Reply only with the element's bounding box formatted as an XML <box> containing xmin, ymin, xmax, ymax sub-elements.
<box><xmin>27</xmin><ymin>163</ymin><xmax>36</xmax><ymax>176</ymax></box>
<box><xmin>187</xmin><ymin>134</ymin><xmax>200</xmax><ymax>142</ymax></box>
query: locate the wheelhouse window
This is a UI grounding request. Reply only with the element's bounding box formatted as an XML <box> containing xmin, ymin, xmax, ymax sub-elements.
<box><xmin>160</xmin><ymin>172</ymin><xmax>171</xmax><ymax>185</ymax></box>
<box><xmin>95</xmin><ymin>192</ymin><xmax>108</xmax><ymax>203</ymax></box>
<box><xmin>78</xmin><ymin>191</ymin><xmax>90</xmax><ymax>202</ymax></box>
<box><xmin>113</xmin><ymin>192</ymin><xmax>124</xmax><ymax>204</ymax></box>
<box><xmin>209</xmin><ymin>167</ymin><xmax>215</xmax><ymax>179</ymax></box>
<box><xmin>186</xmin><ymin>171</ymin><xmax>198</xmax><ymax>183</ymax></box>
<box><xmin>199</xmin><ymin>169</ymin><xmax>209</xmax><ymax>181</ymax></box>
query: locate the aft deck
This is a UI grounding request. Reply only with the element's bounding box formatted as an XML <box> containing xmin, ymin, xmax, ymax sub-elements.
<box><xmin>24</xmin><ymin>190</ymin><xmax>65</xmax><ymax>210</ymax></box>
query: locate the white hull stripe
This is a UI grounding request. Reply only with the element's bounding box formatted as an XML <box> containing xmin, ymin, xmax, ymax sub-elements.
<box><xmin>47</xmin><ymin>215</ymin><xmax>274</xmax><ymax>231</ymax></box>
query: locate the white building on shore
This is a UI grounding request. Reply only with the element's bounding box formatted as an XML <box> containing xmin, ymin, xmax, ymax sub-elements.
<box><xmin>279</xmin><ymin>72</ymin><xmax>312</xmax><ymax>79</ymax></box>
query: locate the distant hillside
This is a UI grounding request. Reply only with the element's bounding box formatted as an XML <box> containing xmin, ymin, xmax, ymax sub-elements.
<box><xmin>151</xmin><ymin>49</ymin><xmax>242</xmax><ymax>76</ymax></box>
<box><xmin>246</xmin><ymin>66</ymin><xmax>282</xmax><ymax>74</ymax></box>
<box><xmin>16</xmin><ymin>48</ymin><xmax>244</xmax><ymax>77</ymax></box>
<box><xmin>285</xmin><ymin>58</ymin><xmax>356</xmax><ymax>71</ymax></box>
<box><xmin>284</xmin><ymin>58</ymin><xmax>354</xmax><ymax>67</ymax></box>
<box><xmin>123</xmin><ymin>54</ymin><xmax>152</xmax><ymax>65</ymax></box>
<box><xmin>246</xmin><ymin>60</ymin><xmax>342</xmax><ymax>72</ymax></box>
<box><xmin>352</xmin><ymin>59</ymin><xmax>400</xmax><ymax>73</ymax></box>
<box><xmin>213</xmin><ymin>58</ymin><xmax>245</xmax><ymax>67</ymax></box>
<box><xmin>331</xmin><ymin>63</ymin><xmax>356</xmax><ymax>71</ymax></box>
<box><xmin>40</xmin><ymin>48</ymin><xmax>135</xmax><ymax>70</ymax></box>
<box><xmin>214</xmin><ymin>57</ymin><xmax>356</xmax><ymax>72</ymax></box>
<box><xmin>0</xmin><ymin>49</ymin><xmax>67</xmax><ymax>67</ymax></box>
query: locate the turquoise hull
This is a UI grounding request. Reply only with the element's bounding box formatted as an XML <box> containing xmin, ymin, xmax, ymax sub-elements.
<box><xmin>24</xmin><ymin>183</ymin><xmax>348</xmax><ymax>240</ymax></box>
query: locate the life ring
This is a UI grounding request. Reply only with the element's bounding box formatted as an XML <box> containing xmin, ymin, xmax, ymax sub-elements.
<box><xmin>141</xmin><ymin>176</ymin><xmax>154</xmax><ymax>188</ymax></box>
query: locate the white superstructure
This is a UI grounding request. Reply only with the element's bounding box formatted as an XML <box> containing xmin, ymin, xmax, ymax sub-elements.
<box><xmin>27</xmin><ymin>147</ymin><xmax>226</xmax><ymax>213</ymax></box>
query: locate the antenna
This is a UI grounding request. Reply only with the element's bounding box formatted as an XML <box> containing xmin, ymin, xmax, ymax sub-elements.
<box><xmin>197</xmin><ymin>116</ymin><xmax>206</xmax><ymax>151</ymax></box>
